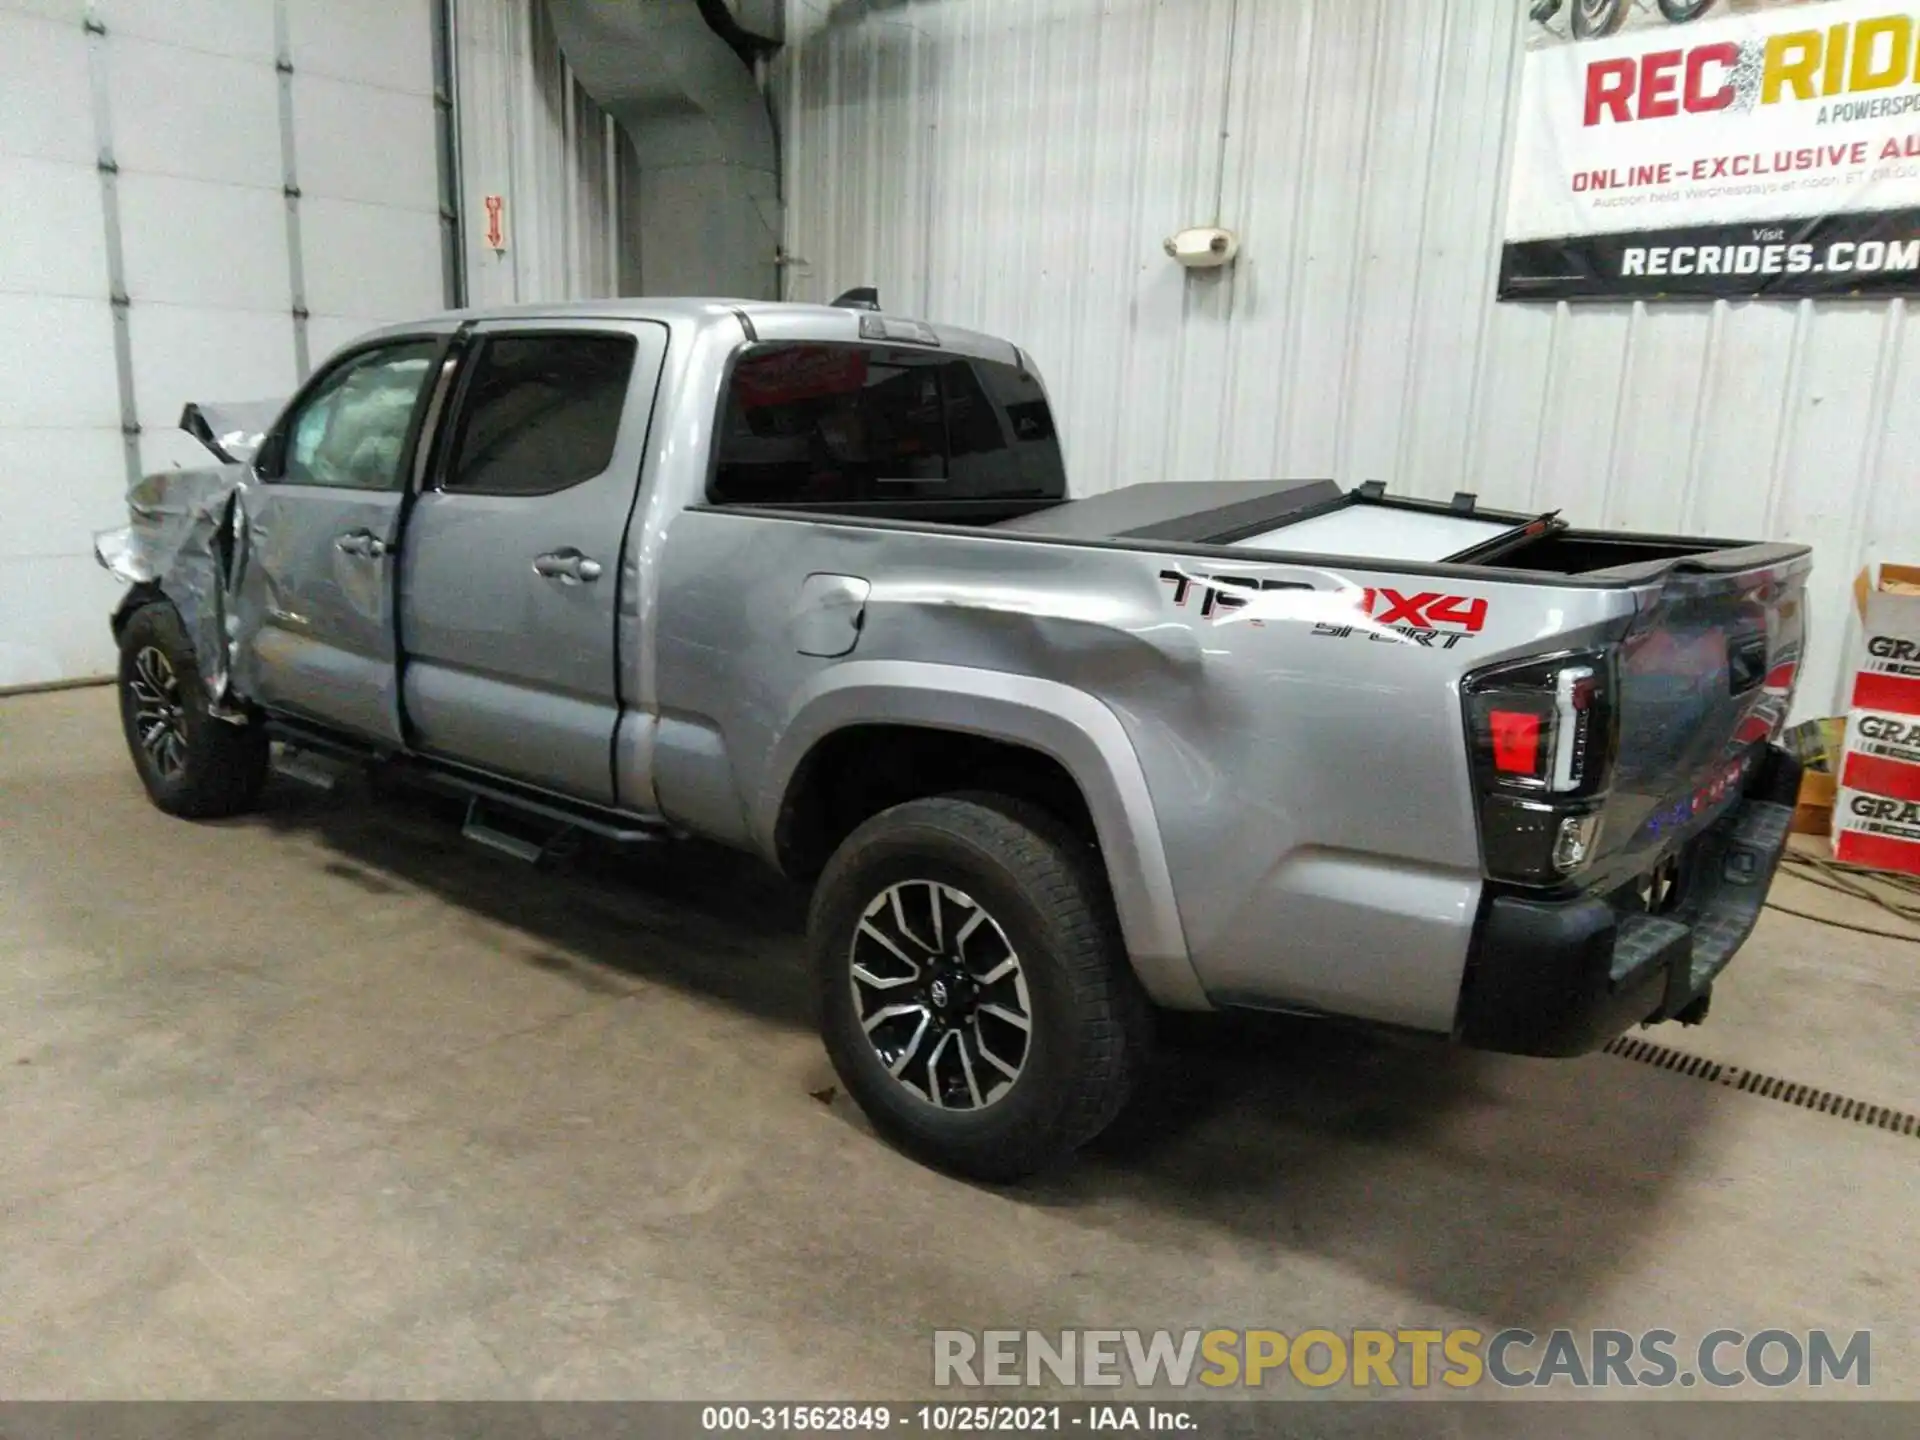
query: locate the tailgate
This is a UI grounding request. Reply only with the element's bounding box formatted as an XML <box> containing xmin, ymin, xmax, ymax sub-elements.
<box><xmin>1598</xmin><ymin>550</ymin><xmax>1811</xmax><ymax>880</ymax></box>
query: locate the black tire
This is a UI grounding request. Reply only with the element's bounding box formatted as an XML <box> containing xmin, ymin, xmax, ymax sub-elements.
<box><xmin>1570</xmin><ymin>0</ymin><xmax>1629</xmax><ymax>39</ymax></box>
<box><xmin>1657</xmin><ymin>0</ymin><xmax>1716</xmax><ymax>21</ymax></box>
<box><xmin>117</xmin><ymin>602</ymin><xmax>269</xmax><ymax>819</ymax></box>
<box><xmin>810</xmin><ymin>794</ymin><xmax>1152</xmax><ymax>1182</ymax></box>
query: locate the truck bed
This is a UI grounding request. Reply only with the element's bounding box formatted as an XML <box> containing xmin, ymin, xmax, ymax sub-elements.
<box><xmin>994</xmin><ymin>479</ymin><xmax>1760</xmax><ymax>578</ymax></box>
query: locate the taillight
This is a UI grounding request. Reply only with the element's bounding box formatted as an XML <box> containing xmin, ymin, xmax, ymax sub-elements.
<box><xmin>1464</xmin><ymin>650</ymin><xmax>1619</xmax><ymax>886</ymax></box>
<box><xmin>1488</xmin><ymin>710</ymin><xmax>1543</xmax><ymax>775</ymax></box>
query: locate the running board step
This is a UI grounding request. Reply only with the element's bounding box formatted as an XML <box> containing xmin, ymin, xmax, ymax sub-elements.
<box><xmin>461</xmin><ymin>798</ymin><xmax>576</xmax><ymax>866</ymax></box>
<box><xmin>271</xmin><ymin>745</ymin><xmax>348</xmax><ymax>791</ymax></box>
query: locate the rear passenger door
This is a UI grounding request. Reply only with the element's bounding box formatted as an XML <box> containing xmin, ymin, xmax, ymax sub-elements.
<box><xmin>399</xmin><ymin>321</ymin><xmax>669</xmax><ymax>804</ymax></box>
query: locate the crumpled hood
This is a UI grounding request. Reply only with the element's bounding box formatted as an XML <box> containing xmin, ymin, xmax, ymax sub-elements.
<box><xmin>96</xmin><ymin>464</ymin><xmax>247</xmax><ymax>584</ymax></box>
<box><xmin>180</xmin><ymin>400</ymin><xmax>281</xmax><ymax>465</ymax></box>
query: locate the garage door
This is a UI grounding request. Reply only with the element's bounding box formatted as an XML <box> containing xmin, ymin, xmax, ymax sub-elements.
<box><xmin>0</xmin><ymin>0</ymin><xmax>447</xmax><ymax>688</ymax></box>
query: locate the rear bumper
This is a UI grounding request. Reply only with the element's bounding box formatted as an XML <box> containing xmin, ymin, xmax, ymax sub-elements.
<box><xmin>1454</xmin><ymin>745</ymin><xmax>1801</xmax><ymax>1058</ymax></box>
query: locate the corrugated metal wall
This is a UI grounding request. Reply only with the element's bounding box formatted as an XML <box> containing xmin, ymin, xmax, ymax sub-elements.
<box><xmin>778</xmin><ymin>0</ymin><xmax>1920</xmax><ymax>718</ymax></box>
<box><xmin>455</xmin><ymin>0</ymin><xmax>626</xmax><ymax>308</ymax></box>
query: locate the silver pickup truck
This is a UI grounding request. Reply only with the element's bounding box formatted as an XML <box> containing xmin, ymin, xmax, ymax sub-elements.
<box><xmin>98</xmin><ymin>295</ymin><xmax>1810</xmax><ymax>1180</ymax></box>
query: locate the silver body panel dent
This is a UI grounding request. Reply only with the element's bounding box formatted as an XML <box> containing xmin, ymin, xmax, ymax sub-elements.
<box><xmin>651</xmin><ymin>506</ymin><xmax>1642</xmax><ymax>1025</ymax></box>
<box><xmin>235</xmin><ymin>483</ymin><xmax>409</xmax><ymax>744</ymax></box>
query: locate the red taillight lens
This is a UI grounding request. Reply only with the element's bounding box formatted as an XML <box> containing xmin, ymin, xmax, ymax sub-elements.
<box><xmin>1489</xmin><ymin>709</ymin><xmax>1544</xmax><ymax>776</ymax></box>
<box><xmin>1464</xmin><ymin>650</ymin><xmax>1620</xmax><ymax>886</ymax></box>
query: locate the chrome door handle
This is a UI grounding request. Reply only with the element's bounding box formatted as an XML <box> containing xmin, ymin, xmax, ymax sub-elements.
<box><xmin>532</xmin><ymin>549</ymin><xmax>601</xmax><ymax>583</ymax></box>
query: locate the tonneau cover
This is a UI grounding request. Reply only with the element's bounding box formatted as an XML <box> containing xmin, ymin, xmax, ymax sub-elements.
<box><xmin>994</xmin><ymin>480</ymin><xmax>1340</xmax><ymax>543</ymax></box>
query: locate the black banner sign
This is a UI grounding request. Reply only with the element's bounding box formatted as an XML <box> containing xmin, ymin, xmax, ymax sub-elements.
<box><xmin>1500</xmin><ymin>205</ymin><xmax>1920</xmax><ymax>298</ymax></box>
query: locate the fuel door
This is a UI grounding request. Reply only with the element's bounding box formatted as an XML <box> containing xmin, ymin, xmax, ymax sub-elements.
<box><xmin>794</xmin><ymin>573</ymin><xmax>870</xmax><ymax>658</ymax></box>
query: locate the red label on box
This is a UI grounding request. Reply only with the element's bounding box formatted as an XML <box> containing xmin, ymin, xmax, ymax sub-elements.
<box><xmin>1834</xmin><ymin>826</ymin><xmax>1920</xmax><ymax>877</ymax></box>
<box><xmin>1840</xmin><ymin>749</ymin><xmax>1920</xmax><ymax>803</ymax></box>
<box><xmin>1852</xmin><ymin>669</ymin><xmax>1920</xmax><ymax>715</ymax></box>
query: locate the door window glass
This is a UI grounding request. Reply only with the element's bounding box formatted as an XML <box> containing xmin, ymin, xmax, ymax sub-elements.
<box><xmin>710</xmin><ymin>344</ymin><xmax>1066</xmax><ymax>507</ymax></box>
<box><xmin>444</xmin><ymin>333</ymin><xmax>637</xmax><ymax>496</ymax></box>
<box><xmin>281</xmin><ymin>342</ymin><xmax>438</xmax><ymax>491</ymax></box>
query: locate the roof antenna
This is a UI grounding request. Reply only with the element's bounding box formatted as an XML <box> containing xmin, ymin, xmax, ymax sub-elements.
<box><xmin>831</xmin><ymin>287</ymin><xmax>881</xmax><ymax>312</ymax></box>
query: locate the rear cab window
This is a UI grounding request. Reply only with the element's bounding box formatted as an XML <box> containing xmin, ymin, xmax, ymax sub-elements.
<box><xmin>709</xmin><ymin>342</ymin><xmax>1065</xmax><ymax>510</ymax></box>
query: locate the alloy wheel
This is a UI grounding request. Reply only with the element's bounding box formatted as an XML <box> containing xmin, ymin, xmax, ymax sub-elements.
<box><xmin>129</xmin><ymin>645</ymin><xmax>188</xmax><ymax>781</ymax></box>
<box><xmin>849</xmin><ymin>879</ymin><xmax>1033</xmax><ymax>1111</ymax></box>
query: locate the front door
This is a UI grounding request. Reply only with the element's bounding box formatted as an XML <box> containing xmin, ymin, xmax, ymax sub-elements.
<box><xmin>240</xmin><ymin>336</ymin><xmax>447</xmax><ymax>744</ymax></box>
<box><xmin>399</xmin><ymin>320</ymin><xmax>669</xmax><ymax>805</ymax></box>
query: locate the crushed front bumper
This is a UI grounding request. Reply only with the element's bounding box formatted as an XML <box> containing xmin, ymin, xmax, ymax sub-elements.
<box><xmin>1454</xmin><ymin>745</ymin><xmax>1801</xmax><ymax>1058</ymax></box>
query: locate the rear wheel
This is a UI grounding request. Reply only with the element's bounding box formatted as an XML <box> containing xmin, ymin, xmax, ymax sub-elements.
<box><xmin>1657</xmin><ymin>0</ymin><xmax>1716</xmax><ymax>21</ymax></box>
<box><xmin>810</xmin><ymin>795</ymin><xmax>1151</xmax><ymax>1182</ymax></box>
<box><xmin>117</xmin><ymin>603</ymin><xmax>269</xmax><ymax>818</ymax></box>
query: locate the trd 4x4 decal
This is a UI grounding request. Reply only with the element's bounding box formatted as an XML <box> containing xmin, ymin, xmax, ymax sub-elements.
<box><xmin>1158</xmin><ymin>569</ymin><xmax>1310</xmax><ymax>622</ymax></box>
<box><xmin>1359</xmin><ymin>589</ymin><xmax>1489</xmax><ymax>634</ymax></box>
<box><xmin>1158</xmin><ymin>570</ymin><xmax>1492</xmax><ymax>645</ymax></box>
<box><xmin>1314</xmin><ymin>587</ymin><xmax>1491</xmax><ymax>650</ymax></box>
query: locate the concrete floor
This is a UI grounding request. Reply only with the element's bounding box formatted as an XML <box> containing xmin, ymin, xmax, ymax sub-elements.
<box><xmin>2</xmin><ymin>686</ymin><xmax>1916</xmax><ymax>1409</ymax></box>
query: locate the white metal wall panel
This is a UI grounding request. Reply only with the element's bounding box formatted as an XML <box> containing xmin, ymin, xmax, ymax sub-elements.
<box><xmin>108</xmin><ymin>40</ymin><xmax>284</xmax><ymax>185</ymax></box>
<box><xmin>0</xmin><ymin>432</ymin><xmax>126</xmax><ymax>560</ymax></box>
<box><xmin>0</xmin><ymin>10</ymin><xmax>94</xmax><ymax>162</ymax></box>
<box><xmin>116</xmin><ymin>177</ymin><xmax>294</xmax><ymax>312</ymax></box>
<box><xmin>0</xmin><ymin>160</ymin><xmax>106</xmax><ymax>301</ymax></box>
<box><xmin>96</xmin><ymin>0</ymin><xmax>276</xmax><ymax>56</ymax></box>
<box><xmin>0</xmin><ymin>5</ymin><xmax>117</xmax><ymax>683</ymax></box>
<box><xmin>301</xmin><ymin>199</ymin><xmax>446</xmax><ymax>320</ymax></box>
<box><xmin>294</xmin><ymin>78</ymin><xmax>440</xmax><ymax>211</ymax></box>
<box><xmin>0</xmin><ymin>0</ymin><xmax>443</xmax><ymax>687</ymax></box>
<box><xmin>285</xmin><ymin>0</ymin><xmax>434</xmax><ymax>93</ymax></box>
<box><xmin>779</xmin><ymin>0</ymin><xmax>1919</xmax><ymax>719</ymax></box>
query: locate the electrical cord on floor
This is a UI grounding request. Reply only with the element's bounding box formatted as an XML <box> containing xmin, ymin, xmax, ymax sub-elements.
<box><xmin>1766</xmin><ymin>850</ymin><xmax>1920</xmax><ymax>942</ymax></box>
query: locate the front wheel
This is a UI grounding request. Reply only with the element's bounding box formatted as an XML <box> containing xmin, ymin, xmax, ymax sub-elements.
<box><xmin>117</xmin><ymin>602</ymin><xmax>269</xmax><ymax>818</ymax></box>
<box><xmin>809</xmin><ymin>795</ymin><xmax>1152</xmax><ymax>1182</ymax></box>
<box><xmin>1657</xmin><ymin>0</ymin><xmax>1717</xmax><ymax>21</ymax></box>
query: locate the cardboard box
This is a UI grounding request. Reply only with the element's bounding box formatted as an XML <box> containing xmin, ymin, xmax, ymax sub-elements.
<box><xmin>1838</xmin><ymin>710</ymin><xmax>1920</xmax><ymax>801</ymax></box>
<box><xmin>1833</xmin><ymin>787</ymin><xmax>1920</xmax><ymax>873</ymax></box>
<box><xmin>1792</xmin><ymin>768</ymin><xmax>1836</xmax><ymax>837</ymax></box>
<box><xmin>1845</xmin><ymin>562</ymin><xmax>1920</xmax><ymax>713</ymax></box>
<box><xmin>1834</xmin><ymin>564</ymin><xmax>1920</xmax><ymax>874</ymax></box>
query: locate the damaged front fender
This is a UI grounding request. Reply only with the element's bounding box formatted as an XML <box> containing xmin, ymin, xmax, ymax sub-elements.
<box><xmin>94</xmin><ymin>400</ymin><xmax>282</xmax><ymax>716</ymax></box>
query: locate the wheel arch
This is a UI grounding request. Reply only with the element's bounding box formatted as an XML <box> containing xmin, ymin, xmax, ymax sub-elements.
<box><xmin>762</xmin><ymin>661</ymin><xmax>1208</xmax><ymax>1010</ymax></box>
<box><xmin>109</xmin><ymin>581</ymin><xmax>169</xmax><ymax>641</ymax></box>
